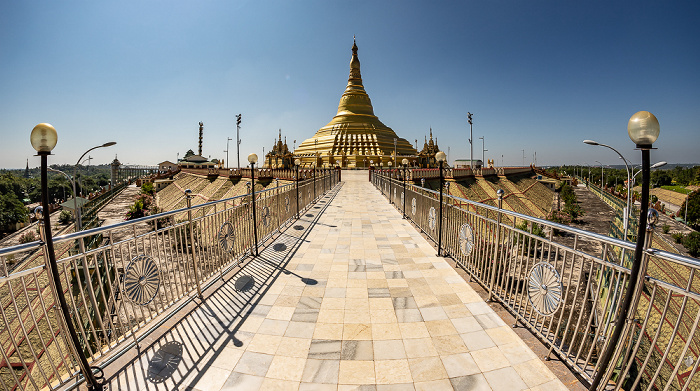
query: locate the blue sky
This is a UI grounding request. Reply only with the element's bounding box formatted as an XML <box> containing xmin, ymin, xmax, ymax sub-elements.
<box><xmin>1</xmin><ymin>1</ymin><xmax>698</xmax><ymax>169</ymax></box>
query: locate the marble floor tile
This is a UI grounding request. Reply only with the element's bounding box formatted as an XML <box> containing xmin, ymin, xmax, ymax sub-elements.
<box><xmin>107</xmin><ymin>172</ymin><xmax>566</xmax><ymax>391</ymax></box>
<box><xmin>341</xmin><ymin>340</ymin><xmax>375</xmax><ymax>360</ymax></box>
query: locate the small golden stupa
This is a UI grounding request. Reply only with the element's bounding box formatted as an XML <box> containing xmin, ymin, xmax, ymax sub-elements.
<box><xmin>295</xmin><ymin>38</ymin><xmax>418</xmax><ymax>168</ymax></box>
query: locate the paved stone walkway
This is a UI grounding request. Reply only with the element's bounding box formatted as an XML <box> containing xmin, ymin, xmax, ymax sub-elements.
<box><xmin>105</xmin><ymin>171</ymin><xmax>567</xmax><ymax>391</ymax></box>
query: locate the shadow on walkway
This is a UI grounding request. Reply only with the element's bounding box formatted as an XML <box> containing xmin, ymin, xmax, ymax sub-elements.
<box><xmin>102</xmin><ymin>184</ymin><xmax>344</xmax><ymax>391</ymax></box>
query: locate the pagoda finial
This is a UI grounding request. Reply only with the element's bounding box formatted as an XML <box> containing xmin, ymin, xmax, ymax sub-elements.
<box><xmin>429</xmin><ymin>127</ymin><xmax>433</xmax><ymax>140</ymax></box>
<box><xmin>349</xmin><ymin>37</ymin><xmax>361</xmax><ymax>75</ymax></box>
<box><xmin>279</xmin><ymin>129</ymin><xmax>282</xmax><ymax>141</ymax></box>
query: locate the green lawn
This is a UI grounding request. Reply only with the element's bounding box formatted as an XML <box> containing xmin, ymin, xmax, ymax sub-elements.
<box><xmin>661</xmin><ymin>185</ymin><xmax>692</xmax><ymax>194</ymax></box>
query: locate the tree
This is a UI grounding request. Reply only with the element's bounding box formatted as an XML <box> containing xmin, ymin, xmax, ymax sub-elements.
<box><xmin>651</xmin><ymin>170</ymin><xmax>672</xmax><ymax>187</ymax></box>
<box><xmin>0</xmin><ymin>193</ymin><xmax>28</xmax><ymax>231</ymax></box>
<box><xmin>683</xmin><ymin>232</ymin><xmax>700</xmax><ymax>257</ymax></box>
<box><xmin>680</xmin><ymin>190</ymin><xmax>700</xmax><ymax>229</ymax></box>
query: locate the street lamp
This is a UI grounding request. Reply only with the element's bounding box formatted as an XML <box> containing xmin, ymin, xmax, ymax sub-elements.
<box><xmin>584</xmin><ymin>139</ymin><xmax>667</xmax><ymax>241</ymax></box>
<box><xmin>402</xmin><ymin>158</ymin><xmax>409</xmax><ymax>218</ymax></box>
<box><xmin>479</xmin><ymin>136</ymin><xmax>488</xmax><ymax>164</ymax></box>
<box><xmin>72</xmin><ymin>141</ymin><xmax>116</xmax><ymax>230</ymax></box>
<box><xmin>47</xmin><ymin>167</ymin><xmax>77</xmax><ymax>217</ymax></box>
<box><xmin>248</xmin><ymin>153</ymin><xmax>259</xmax><ymax>256</ymax></box>
<box><xmin>387</xmin><ymin>161</ymin><xmax>393</xmax><ymax>204</ymax></box>
<box><xmin>436</xmin><ymin>151</ymin><xmax>447</xmax><ymax>256</ymax></box>
<box><xmin>468</xmin><ymin>112</ymin><xmax>474</xmax><ymax>170</ymax></box>
<box><xmin>595</xmin><ymin>160</ymin><xmax>605</xmax><ymax>189</ymax></box>
<box><xmin>236</xmin><ymin>114</ymin><xmax>242</xmax><ymax>169</ymax></box>
<box><xmin>590</xmin><ymin>111</ymin><xmax>661</xmax><ymax>390</ymax></box>
<box><xmin>294</xmin><ymin>158</ymin><xmax>301</xmax><ymax>218</ymax></box>
<box><xmin>30</xmin><ymin>123</ymin><xmax>101</xmax><ymax>390</ymax></box>
<box><xmin>225</xmin><ymin>137</ymin><xmax>233</xmax><ymax>169</ymax></box>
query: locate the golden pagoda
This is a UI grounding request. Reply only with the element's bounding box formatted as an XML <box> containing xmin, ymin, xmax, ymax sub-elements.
<box><xmin>295</xmin><ymin>38</ymin><xmax>418</xmax><ymax>168</ymax></box>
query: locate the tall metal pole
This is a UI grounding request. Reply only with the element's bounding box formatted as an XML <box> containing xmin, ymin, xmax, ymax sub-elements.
<box><xmin>589</xmin><ymin>149</ymin><xmax>651</xmax><ymax>390</ymax></box>
<box><xmin>236</xmin><ymin>114</ymin><xmax>242</xmax><ymax>169</ymax></box>
<box><xmin>437</xmin><ymin>160</ymin><xmax>444</xmax><ymax>256</ymax></box>
<box><xmin>295</xmin><ymin>163</ymin><xmax>300</xmax><ymax>219</ymax></box>
<box><xmin>40</xmin><ymin>152</ymin><xmax>102</xmax><ymax>390</ymax></box>
<box><xmin>185</xmin><ymin>190</ymin><xmax>203</xmax><ymax>297</ymax></box>
<box><xmin>402</xmin><ymin>161</ymin><xmax>407</xmax><ymax>218</ymax></box>
<box><xmin>250</xmin><ymin>161</ymin><xmax>258</xmax><ymax>257</ymax></box>
<box><xmin>72</xmin><ymin>142</ymin><xmax>116</xmax><ymax>231</ymax></box>
<box><xmin>468</xmin><ymin>112</ymin><xmax>473</xmax><ymax>170</ymax></box>
<box><xmin>226</xmin><ymin>137</ymin><xmax>232</xmax><ymax>169</ymax></box>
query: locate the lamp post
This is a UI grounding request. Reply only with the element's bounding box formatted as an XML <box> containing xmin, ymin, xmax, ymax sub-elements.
<box><xmin>249</xmin><ymin>153</ymin><xmax>259</xmax><ymax>257</ymax></box>
<box><xmin>468</xmin><ymin>112</ymin><xmax>473</xmax><ymax>169</ymax></box>
<box><xmin>387</xmin><ymin>161</ymin><xmax>393</xmax><ymax>204</ymax></box>
<box><xmin>294</xmin><ymin>158</ymin><xmax>300</xmax><ymax>218</ymax></box>
<box><xmin>47</xmin><ymin>167</ymin><xmax>77</xmax><ymax>218</ymax></box>
<box><xmin>73</xmin><ymin>141</ymin><xmax>116</xmax><ymax>231</ymax></box>
<box><xmin>312</xmin><ymin>163</ymin><xmax>316</xmax><ymax>201</ymax></box>
<box><xmin>225</xmin><ymin>137</ymin><xmax>232</xmax><ymax>169</ymax></box>
<box><xmin>436</xmin><ymin>151</ymin><xmax>447</xmax><ymax>256</ymax></box>
<box><xmin>236</xmin><ymin>114</ymin><xmax>242</xmax><ymax>169</ymax></box>
<box><xmin>31</xmin><ymin>124</ymin><xmax>101</xmax><ymax>390</ymax></box>
<box><xmin>595</xmin><ymin>160</ymin><xmax>604</xmax><ymax>189</ymax></box>
<box><xmin>402</xmin><ymin>158</ymin><xmax>408</xmax><ymax>218</ymax></box>
<box><xmin>584</xmin><ymin>139</ymin><xmax>667</xmax><ymax>240</ymax></box>
<box><xmin>589</xmin><ymin>111</ymin><xmax>661</xmax><ymax>390</ymax></box>
<box><xmin>479</xmin><ymin>136</ymin><xmax>488</xmax><ymax>164</ymax></box>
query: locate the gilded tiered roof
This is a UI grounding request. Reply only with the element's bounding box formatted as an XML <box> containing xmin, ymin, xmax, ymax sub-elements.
<box><xmin>295</xmin><ymin>38</ymin><xmax>417</xmax><ymax>167</ymax></box>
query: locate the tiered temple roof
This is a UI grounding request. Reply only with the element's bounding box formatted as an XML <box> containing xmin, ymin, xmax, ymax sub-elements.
<box><xmin>264</xmin><ymin>130</ymin><xmax>294</xmax><ymax>169</ymax></box>
<box><xmin>294</xmin><ymin>38</ymin><xmax>418</xmax><ymax>168</ymax></box>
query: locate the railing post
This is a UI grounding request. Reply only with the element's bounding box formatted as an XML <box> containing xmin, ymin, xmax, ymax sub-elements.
<box><xmin>295</xmin><ymin>165</ymin><xmax>300</xmax><ymax>218</ymax></box>
<box><xmin>250</xmin><ymin>162</ymin><xmax>259</xmax><ymax>257</ymax></box>
<box><xmin>402</xmin><ymin>164</ymin><xmax>407</xmax><ymax>219</ymax></box>
<box><xmin>313</xmin><ymin>166</ymin><xmax>316</xmax><ymax>201</ymax></box>
<box><xmin>185</xmin><ymin>189</ymin><xmax>203</xmax><ymax>298</ymax></box>
<box><xmin>437</xmin><ymin>160</ymin><xmax>444</xmax><ymax>256</ymax></box>
<box><xmin>488</xmin><ymin>189</ymin><xmax>504</xmax><ymax>302</ymax></box>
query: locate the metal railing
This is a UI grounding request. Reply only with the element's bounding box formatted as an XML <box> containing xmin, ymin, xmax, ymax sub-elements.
<box><xmin>0</xmin><ymin>170</ymin><xmax>339</xmax><ymax>390</ymax></box>
<box><xmin>372</xmin><ymin>170</ymin><xmax>700</xmax><ymax>390</ymax></box>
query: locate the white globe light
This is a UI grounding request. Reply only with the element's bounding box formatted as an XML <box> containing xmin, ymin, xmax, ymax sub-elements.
<box><xmin>628</xmin><ymin>111</ymin><xmax>660</xmax><ymax>147</ymax></box>
<box><xmin>30</xmin><ymin>123</ymin><xmax>58</xmax><ymax>153</ymax></box>
<box><xmin>248</xmin><ymin>153</ymin><xmax>258</xmax><ymax>164</ymax></box>
<box><xmin>435</xmin><ymin>151</ymin><xmax>447</xmax><ymax>162</ymax></box>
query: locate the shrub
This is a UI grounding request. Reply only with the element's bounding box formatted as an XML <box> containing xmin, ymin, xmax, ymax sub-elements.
<box><xmin>125</xmin><ymin>193</ymin><xmax>154</xmax><ymax>220</ymax></box>
<box><xmin>672</xmin><ymin>232</ymin><xmax>684</xmax><ymax>243</ymax></box>
<box><xmin>547</xmin><ymin>210</ymin><xmax>572</xmax><ymax>226</ymax></box>
<box><xmin>58</xmin><ymin>210</ymin><xmax>73</xmax><ymax>225</ymax></box>
<box><xmin>662</xmin><ymin>224</ymin><xmax>670</xmax><ymax>234</ymax></box>
<box><xmin>141</xmin><ymin>182</ymin><xmax>155</xmax><ymax>195</ymax></box>
<box><xmin>18</xmin><ymin>230</ymin><xmax>37</xmax><ymax>244</ymax></box>
<box><xmin>682</xmin><ymin>232</ymin><xmax>700</xmax><ymax>257</ymax></box>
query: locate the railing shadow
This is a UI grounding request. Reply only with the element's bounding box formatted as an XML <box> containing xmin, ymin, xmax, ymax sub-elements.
<box><xmin>102</xmin><ymin>182</ymin><xmax>343</xmax><ymax>390</ymax></box>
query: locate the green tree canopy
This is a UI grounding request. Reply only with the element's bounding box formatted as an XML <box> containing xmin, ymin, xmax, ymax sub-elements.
<box><xmin>681</xmin><ymin>190</ymin><xmax>700</xmax><ymax>229</ymax></box>
<box><xmin>0</xmin><ymin>192</ymin><xmax>28</xmax><ymax>230</ymax></box>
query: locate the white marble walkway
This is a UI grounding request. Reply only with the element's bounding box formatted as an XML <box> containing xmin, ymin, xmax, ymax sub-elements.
<box><xmin>104</xmin><ymin>171</ymin><xmax>567</xmax><ymax>391</ymax></box>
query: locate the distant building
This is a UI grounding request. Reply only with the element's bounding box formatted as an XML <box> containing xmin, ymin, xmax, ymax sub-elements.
<box><xmin>454</xmin><ymin>159</ymin><xmax>483</xmax><ymax>169</ymax></box>
<box><xmin>158</xmin><ymin>160</ymin><xmax>177</xmax><ymax>172</ymax></box>
<box><xmin>264</xmin><ymin>130</ymin><xmax>294</xmax><ymax>169</ymax></box>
